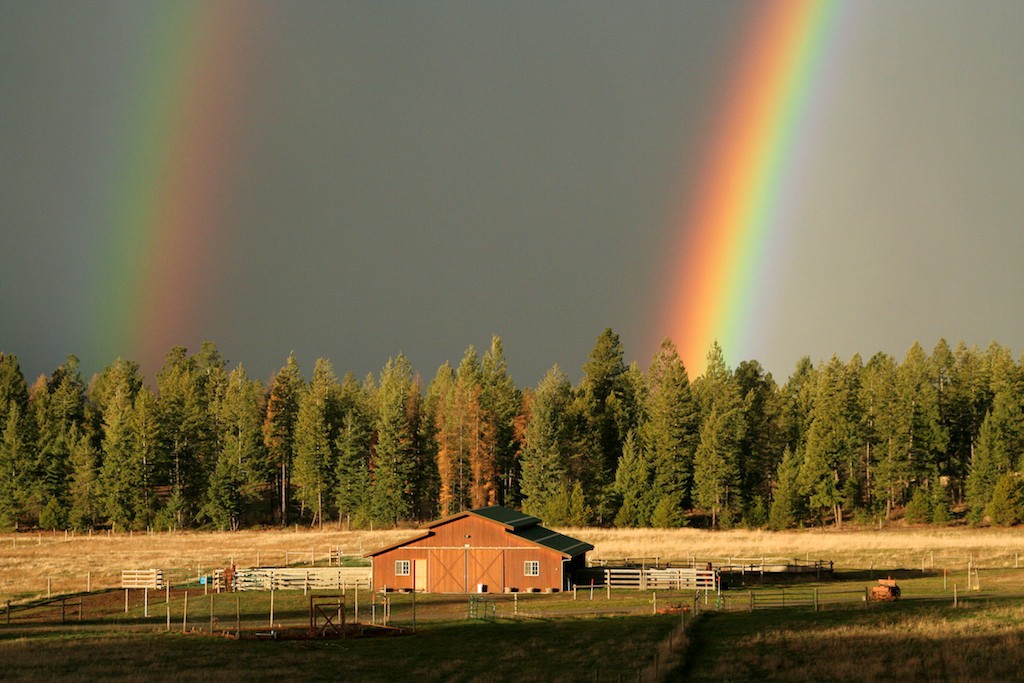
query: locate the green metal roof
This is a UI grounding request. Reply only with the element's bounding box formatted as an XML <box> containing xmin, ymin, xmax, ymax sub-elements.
<box><xmin>512</xmin><ymin>524</ymin><xmax>594</xmax><ymax>557</ymax></box>
<box><xmin>468</xmin><ymin>505</ymin><xmax>542</xmax><ymax>530</ymax></box>
<box><xmin>366</xmin><ymin>505</ymin><xmax>593</xmax><ymax>559</ymax></box>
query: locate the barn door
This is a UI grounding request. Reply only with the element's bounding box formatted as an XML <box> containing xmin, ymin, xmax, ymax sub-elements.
<box><xmin>414</xmin><ymin>559</ymin><xmax>427</xmax><ymax>591</ymax></box>
<box><xmin>468</xmin><ymin>550</ymin><xmax>503</xmax><ymax>593</ymax></box>
<box><xmin>429</xmin><ymin>549</ymin><xmax>466</xmax><ymax>593</ymax></box>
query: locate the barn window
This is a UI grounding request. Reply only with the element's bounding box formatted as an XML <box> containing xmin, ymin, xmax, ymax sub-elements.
<box><xmin>395</xmin><ymin>560</ymin><xmax>411</xmax><ymax>576</ymax></box>
<box><xmin>524</xmin><ymin>560</ymin><xmax>540</xmax><ymax>576</ymax></box>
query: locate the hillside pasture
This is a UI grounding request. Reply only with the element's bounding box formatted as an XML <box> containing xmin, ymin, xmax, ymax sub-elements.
<box><xmin>3</xmin><ymin>525</ymin><xmax>1024</xmax><ymax>681</ymax></box>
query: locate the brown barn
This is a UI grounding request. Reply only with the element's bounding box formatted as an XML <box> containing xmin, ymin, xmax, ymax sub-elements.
<box><xmin>366</xmin><ymin>506</ymin><xmax>593</xmax><ymax>593</ymax></box>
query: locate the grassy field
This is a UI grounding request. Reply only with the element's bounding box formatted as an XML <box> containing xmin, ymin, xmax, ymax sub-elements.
<box><xmin>3</xmin><ymin>525</ymin><xmax>1024</xmax><ymax>681</ymax></box>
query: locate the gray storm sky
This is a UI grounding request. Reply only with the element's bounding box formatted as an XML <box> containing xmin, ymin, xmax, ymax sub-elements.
<box><xmin>2</xmin><ymin>1</ymin><xmax>1023</xmax><ymax>387</ymax></box>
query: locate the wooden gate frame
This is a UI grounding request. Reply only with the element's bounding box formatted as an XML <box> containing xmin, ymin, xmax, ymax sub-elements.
<box><xmin>308</xmin><ymin>595</ymin><xmax>346</xmax><ymax>638</ymax></box>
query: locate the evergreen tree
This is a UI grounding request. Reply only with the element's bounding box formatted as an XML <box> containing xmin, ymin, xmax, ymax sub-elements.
<box><xmin>965</xmin><ymin>391</ymin><xmax>1020</xmax><ymax>521</ymax></box>
<box><xmin>519</xmin><ymin>366</ymin><xmax>574</xmax><ymax>518</ymax></box>
<box><xmin>778</xmin><ymin>356</ymin><xmax>816</xmax><ymax>454</ymax></box>
<box><xmin>99</xmin><ymin>386</ymin><xmax>145</xmax><ymax>529</ymax></box>
<box><xmin>931</xmin><ymin>481</ymin><xmax>952</xmax><ymax>525</ymax></box>
<box><xmin>263</xmin><ymin>352</ymin><xmax>303</xmax><ymax>524</ymax></box>
<box><xmin>643</xmin><ymin>339</ymin><xmax>698</xmax><ymax>514</ymax></box>
<box><xmin>25</xmin><ymin>356</ymin><xmax>87</xmax><ymax>526</ymax></box>
<box><xmin>946</xmin><ymin>342</ymin><xmax>989</xmax><ymax>503</ymax></box>
<box><xmin>67</xmin><ymin>427</ymin><xmax>101</xmax><ymax>529</ymax></box>
<box><xmin>293</xmin><ymin>358</ymin><xmax>339</xmax><ymax>528</ymax></box>
<box><xmin>691</xmin><ymin>342</ymin><xmax>744</xmax><ymax>527</ymax></box>
<box><xmin>203</xmin><ymin>454</ymin><xmax>244</xmax><ymax>531</ymax></box>
<box><xmin>734</xmin><ymin>359</ymin><xmax>783</xmax><ymax>519</ymax></box>
<box><xmin>798</xmin><ymin>356</ymin><xmax>857</xmax><ymax>526</ymax></box>
<box><xmin>693</xmin><ymin>404</ymin><xmax>743</xmax><ymax>528</ymax></box>
<box><xmin>404</xmin><ymin>374</ymin><xmax>432</xmax><ymax>520</ymax></box>
<box><xmin>985</xmin><ymin>472</ymin><xmax>1024</xmax><ymax>526</ymax></box>
<box><xmin>768</xmin><ymin>447</ymin><xmax>803</xmax><ymax>530</ymax></box>
<box><xmin>892</xmin><ymin>342</ymin><xmax>947</xmax><ymax>492</ymax></box>
<box><xmin>577</xmin><ymin>329</ymin><xmax>632</xmax><ymax>516</ymax></box>
<box><xmin>205</xmin><ymin>365</ymin><xmax>266</xmax><ymax>529</ymax></box>
<box><xmin>335</xmin><ymin>374</ymin><xmax>374</xmax><ymax>527</ymax></box>
<box><xmin>0</xmin><ymin>404</ymin><xmax>31</xmax><ymax>529</ymax></box>
<box><xmin>481</xmin><ymin>336</ymin><xmax>522</xmax><ymax>506</ymax></box>
<box><xmin>369</xmin><ymin>354</ymin><xmax>417</xmax><ymax>525</ymax></box>
<box><xmin>84</xmin><ymin>358</ymin><xmax>143</xmax><ymax>452</ymax></box>
<box><xmin>650</xmin><ymin>494</ymin><xmax>685</xmax><ymax>528</ymax></box>
<box><xmin>0</xmin><ymin>352</ymin><xmax>30</xmax><ymax>424</ymax></box>
<box><xmin>613</xmin><ymin>431</ymin><xmax>654</xmax><ymax>527</ymax></box>
<box><xmin>903</xmin><ymin>487</ymin><xmax>931</xmax><ymax>524</ymax></box>
<box><xmin>28</xmin><ymin>374</ymin><xmax>58</xmax><ymax>524</ymax></box>
<box><xmin>155</xmin><ymin>347</ymin><xmax>216</xmax><ymax>526</ymax></box>
<box><xmin>130</xmin><ymin>387</ymin><xmax>159</xmax><ymax>527</ymax></box>
<box><xmin>566</xmin><ymin>480</ymin><xmax>591</xmax><ymax>526</ymax></box>
<box><xmin>861</xmin><ymin>353</ymin><xmax>898</xmax><ymax>516</ymax></box>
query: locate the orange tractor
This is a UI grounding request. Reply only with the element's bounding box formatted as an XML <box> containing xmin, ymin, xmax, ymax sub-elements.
<box><xmin>870</xmin><ymin>577</ymin><xmax>901</xmax><ymax>601</ymax></box>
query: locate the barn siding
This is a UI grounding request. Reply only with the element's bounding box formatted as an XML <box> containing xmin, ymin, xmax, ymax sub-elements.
<box><xmin>370</xmin><ymin>512</ymin><xmax>585</xmax><ymax>593</ymax></box>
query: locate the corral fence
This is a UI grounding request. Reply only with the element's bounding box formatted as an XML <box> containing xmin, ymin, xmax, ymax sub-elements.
<box><xmin>710</xmin><ymin>586</ymin><xmax>884</xmax><ymax>612</ymax></box>
<box><xmin>576</xmin><ymin>567</ymin><xmax>720</xmax><ymax>593</ymax></box>
<box><xmin>121</xmin><ymin>569</ymin><xmax>164</xmax><ymax>589</ymax></box>
<box><xmin>589</xmin><ymin>556</ymin><xmax>833</xmax><ymax>575</ymax></box>
<box><xmin>232</xmin><ymin>567</ymin><xmax>372</xmax><ymax>592</ymax></box>
<box><xmin>716</xmin><ymin>557</ymin><xmax>833</xmax><ymax>577</ymax></box>
<box><xmin>5</xmin><ymin>595</ymin><xmax>84</xmax><ymax>625</ymax></box>
<box><xmin>605</xmin><ymin>567</ymin><xmax>718</xmax><ymax>591</ymax></box>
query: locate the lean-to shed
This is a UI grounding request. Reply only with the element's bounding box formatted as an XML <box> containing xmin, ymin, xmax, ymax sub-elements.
<box><xmin>366</xmin><ymin>506</ymin><xmax>593</xmax><ymax>593</ymax></box>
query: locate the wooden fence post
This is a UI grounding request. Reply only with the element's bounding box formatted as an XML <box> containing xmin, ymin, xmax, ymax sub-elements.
<box><xmin>182</xmin><ymin>591</ymin><xmax>188</xmax><ymax>632</ymax></box>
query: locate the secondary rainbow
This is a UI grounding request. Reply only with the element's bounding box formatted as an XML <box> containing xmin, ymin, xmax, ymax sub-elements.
<box><xmin>91</xmin><ymin>1</ymin><xmax>259</xmax><ymax>376</ymax></box>
<box><xmin>659</xmin><ymin>0</ymin><xmax>847</xmax><ymax>374</ymax></box>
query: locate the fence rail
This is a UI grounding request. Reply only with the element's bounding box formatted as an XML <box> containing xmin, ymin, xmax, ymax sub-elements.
<box><xmin>743</xmin><ymin>587</ymin><xmax>870</xmax><ymax>611</ymax></box>
<box><xmin>232</xmin><ymin>567</ymin><xmax>371</xmax><ymax>592</ymax></box>
<box><xmin>121</xmin><ymin>569</ymin><xmax>163</xmax><ymax>589</ymax></box>
<box><xmin>589</xmin><ymin>557</ymin><xmax>833</xmax><ymax>575</ymax></box>
<box><xmin>588</xmin><ymin>567</ymin><xmax>718</xmax><ymax>591</ymax></box>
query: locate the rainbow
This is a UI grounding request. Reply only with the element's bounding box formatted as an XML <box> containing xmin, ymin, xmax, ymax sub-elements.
<box><xmin>91</xmin><ymin>1</ymin><xmax>260</xmax><ymax>376</ymax></box>
<box><xmin>658</xmin><ymin>0</ymin><xmax>848</xmax><ymax>375</ymax></box>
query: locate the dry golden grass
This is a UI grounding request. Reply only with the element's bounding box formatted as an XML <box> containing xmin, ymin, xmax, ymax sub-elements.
<box><xmin>567</xmin><ymin>525</ymin><xmax>1024</xmax><ymax>570</ymax></box>
<box><xmin>0</xmin><ymin>528</ymin><xmax>411</xmax><ymax>602</ymax></box>
<box><xmin>4</xmin><ymin>524</ymin><xmax>1024</xmax><ymax>602</ymax></box>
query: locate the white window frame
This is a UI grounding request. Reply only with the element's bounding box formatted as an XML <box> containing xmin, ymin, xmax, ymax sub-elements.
<box><xmin>524</xmin><ymin>560</ymin><xmax>540</xmax><ymax>577</ymax></box>
<box><xmin>395</xmin><ymin>560</ymin><xmax>411</xmax><ymax>576</ymax></box>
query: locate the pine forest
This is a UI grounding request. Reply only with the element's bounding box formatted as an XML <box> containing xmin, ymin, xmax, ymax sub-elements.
<box><xmin>2</xmin><ymin>331</ymin><xmax>1024</xmax><ymax>532</ymax></box>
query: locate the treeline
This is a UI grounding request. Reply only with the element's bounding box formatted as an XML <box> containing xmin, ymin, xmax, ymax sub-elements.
<box><xmin>1</xmin><ymin>331</ymin><xmax>1023</xmax><ymax>532</ymax></box>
